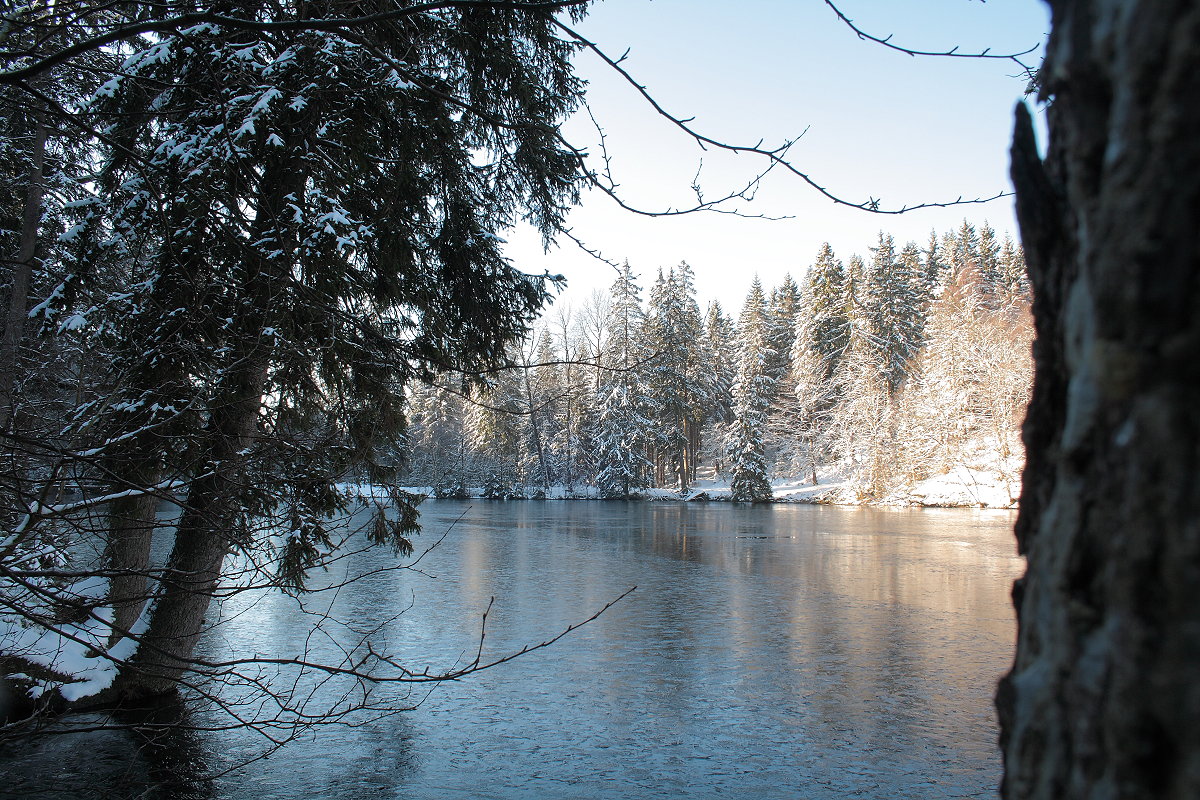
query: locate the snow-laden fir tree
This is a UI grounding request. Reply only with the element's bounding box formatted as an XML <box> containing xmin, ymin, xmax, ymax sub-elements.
<box><xmin>464</xmin><ymin>368</ymin><xmax>526</xmax><ymax>499</ymax></box>
<box><xmin>801</xmin><ymin>243</ymin><xmax>853</xmax><ymax>389</ymax></box>
<box><xmin>593</xmin><ymin>262</ymin><xmax>657</xmax><ymax>496</ymax></box>
<box><xmin>727</xmin><ymin>278</ymin><xmax>774</xmax><ymax>503</ymax></box>
<box><xmin>594</xmin><ymin>381</ymin><xmax>656</xmax><ymax>499</ymax></box>
<box><xmin>643</xmin><ymin>263</ymin><xmax>707</xmax><ymax>489</ymax></box>
<box><xmin>6</xmin><ymin>1</ymin><xmax>593</xmax><ymax>705</ymax></box>
<box><xmin>861</xmin><ymin>232</ymin><xmax>927</xmax><ymax>396</ymax></box>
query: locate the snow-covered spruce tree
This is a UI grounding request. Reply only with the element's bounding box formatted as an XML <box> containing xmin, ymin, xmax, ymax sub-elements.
<box><xmin>943</xmin><ymin>220</ymin><xmax>991</xmax><ymax>307</ymax></box>
<box><xmin>593</xmin><ymin>380</ymin><xmax>655</xmax><ymax>500</ymax></box>
<box><xmin>763</xmin><ymin>274</ymin><xmax>803</xmax><ymax>472</ymax></box>
<box><xmin>776</xmin><ymin>244</ymin><xmax>852</xmax><ymax>482</ymax></box>
<box><xmin>699</xmin><ymin>300</ymin><xmax>736</xmax><ymax>476</ymax></box>
<box><xmin>861</xmin><ymin>232</ymin><xmax>926</xmax><ymax>397</ymax></box>
<box><xmin>727</xmin><ymin>278</ymin><xmax>773</xmax><ymax>503</ymax></box>
<box><xmin>406</xmin><ymin>381</ymin><xmax>469</xmax><ymax>497</ymax></box>
<box><xmin>701</xmin><ymin>301</ymin><xmax>736</xmax><ymax>424</ymax></box>
<box><xmin>921</xmin><ymin>230</ymin><xmax>946</xmax><ymax>296</ymax></box>
<box><xmin>784</xmin><ymin>312</ymin><xmax>831</xmax><ymax>486</ymax></box>
<box><xmin>765</xmin><ymin>274</ymin><xmax>802</xmax><ymax>400</ymax></box>
<box><xmin>9</xmin><ymin>1</ymin><xmax>592</xmax><ymax>705</ymax></box>
<box><xmin>997</xmin><ymin>234</ymin><xmax>1030</xmax><ymax>307</ymax></box>
<box><xmin>593</xmin><ymin>261</ymin><xmax>656</xmax><ymax>497</ymax></box>
<box><xmin>0</xmin><ymin>7</ymin><xmax>134</xmax><ymax>645</ymax></box>
<box><xmin>464</xmin><ymin>370</ymin><xmax>525</xmax><ymax>499</ymax></box>
<box><xmin>977</xmin><ymin>221</ymin><xmax>1003</xmax><ymax>306</ymax></box>
<box><xmin>520</xmin><ymin>328</ymin><xmax>565</xmax><ymax>494</ymax></box>
<box><xmin>548</xmin><ymin>305</ymin><xmax>588</xmax><ymax>492</ymax></box>
<box><xmin>803</xmin><ymin>243</ymin><xmax>852</xmax><ymax>388</ymax></box>
<box><xmin>603</xmin><ymin>261</ymin><xmax>645</xmax><ymax>378</ymax></box>
<box><xmin>643</xmin><ymin>263</ymin><xmax>706</xmax><ymax>489</ymax></box>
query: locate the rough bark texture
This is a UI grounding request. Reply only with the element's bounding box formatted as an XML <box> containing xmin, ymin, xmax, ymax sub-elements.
<box><xmin>999</xmin><ymin>2</ymin><xmax>1200</xmax><ymax>798</ymax></box>
<box><xmin>104</xmin><ymin>492</ymin><xmax>161</xmax><ymax>645</ymax></box>
<box><xmin>0</xmin><ymin>118</ymin><xmax>46</xmax><ymax>430</ymax></box>
<box><xmin>120</xmin><ymin>364</ymin><xmax>267</xmax><ymax>696</ymax></box>
<box><xmin>117</xmin><ymin>153</ymin><xmax>306</xmax><ymax>697</ymax></box>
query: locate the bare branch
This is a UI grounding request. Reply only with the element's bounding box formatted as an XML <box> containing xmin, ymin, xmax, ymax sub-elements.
<box><xmin>823</xmin><ymin>0</ymin><xmax>1039</xmax><ymax>78</ymax></box>
<box><xmin>553</xmin><ymin>18</ymin><xmax>1012</xmax><ymax>214</ymax></box>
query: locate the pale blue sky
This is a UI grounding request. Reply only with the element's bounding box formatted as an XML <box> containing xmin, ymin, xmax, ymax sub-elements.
<box><xmin>504</xmin><ymin>0</ymin><xmax>1051</xmax><ymax>310</ymax></box>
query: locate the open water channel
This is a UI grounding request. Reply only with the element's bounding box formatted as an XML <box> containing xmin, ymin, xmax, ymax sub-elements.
<box><xmin>4</xmin><ymin>501</ymin><xmax>1023</xmax><ymax>799</ymax></box>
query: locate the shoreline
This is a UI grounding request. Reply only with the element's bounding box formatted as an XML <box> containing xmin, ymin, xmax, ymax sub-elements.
<box><xmin>341</xmin><ymin>472</ymin><xmax>1021</xmax><ymax>511</ymax></box>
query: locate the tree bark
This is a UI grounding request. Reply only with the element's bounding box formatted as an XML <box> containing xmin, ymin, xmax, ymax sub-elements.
<box><xmin>116</xmin><ymin>151</ymin><xmax>307</xmax><ymax>697</ymax></box>
<box><xmin>119</xmin><ymin>351</ymin><xmax>270</xmax><ymax>696</ymax></box>
<box><xmin>0</xmin><ymin>117</ymin><xmax>47</xmax><ymax>430</ymax></box>
<box><xmin>999</xmin><ymin>2</ymin><xmax>1200</xmax><ymax>798</ymax></box>
<box><xmin>104</xmin><ymin>492</ymin><xmax>161</xmax><ymax>645</ymax></box>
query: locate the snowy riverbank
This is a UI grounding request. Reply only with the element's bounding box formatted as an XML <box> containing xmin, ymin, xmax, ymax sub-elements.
<box><xmin>341</xmin><ymin>461</ymin><xmax>1021</xmax><ymax>510</ymax></box>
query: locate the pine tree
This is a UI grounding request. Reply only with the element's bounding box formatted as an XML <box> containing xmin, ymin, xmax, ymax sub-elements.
<box><xmin>6</xmin><ymin>2</ymin><xmax>595</xmax><ymax>702</ymax></box>
<box><xmin>593</xmin><ymin>261</ymin><xmax>657</xmax><ymax>496</ymax></box>
<box><xmin>861</xmin><ymin>232</ymin><xmax>925</xmax><ymax>396</ymax></box>
<box><xmin>727</xmin><ymin>278</ymin><xmax>774</xmax><ymax>503</ymax></box>
<box><xmin>594</xmin><ymin>381</ymin><xmax>656</xmax><ymax>499</ymax></box>
<box><xmin>643</xmin><ymin>263</ymin><xmax>706</xmax><ymax>489</ymax></box>
<box><xmin>803</xmin><ymin>243</ymin><xmax>853</xmax><ymax>386</ymax></box>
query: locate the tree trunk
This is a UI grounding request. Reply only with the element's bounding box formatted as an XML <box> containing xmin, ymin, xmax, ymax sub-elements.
<box><xmin>116</xmin><ymin>150</ymin><xmax>307</xmax><ymax>697</ymax></box>
<box><xmin>998</xmin><ymin>2</ymin><xmax>1200</xmax><ymax>798</ymax></box>
<box><xmin>0</xmin><ymin>117</ymin><xmax>47</xmax><ymax>430</ymax></box>
<box><xmin>119</xmin><ymin>352</ymin><xmax>269</xmax><ymax>696</ymax></box>
<box><xmin>104</xmin><ymin>491</ymin><xmax>161</xmax><ymax>645</ymax></box>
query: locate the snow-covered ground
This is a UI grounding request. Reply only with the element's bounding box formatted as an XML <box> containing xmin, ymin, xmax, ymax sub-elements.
<box><xmin>341</xmin><ymin>460</ymin><xmax>1022</xmax><ymax>509</ymax></box>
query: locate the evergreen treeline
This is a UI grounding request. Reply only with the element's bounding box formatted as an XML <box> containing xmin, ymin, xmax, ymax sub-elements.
<box><xmin>403</xmin><ymin>221</ymin><xmax>1033</xmax><ymax>503</ymax></box>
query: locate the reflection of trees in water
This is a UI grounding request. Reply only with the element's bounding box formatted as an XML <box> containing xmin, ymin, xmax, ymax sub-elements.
<box><xmin>0</xmin><ymin>704</ymin><xmax>212</xmax><ymax>800</ymax></box>
<box><xmin>0</xmin><ymin>667</ymin><xmax>422</xmax><ymax>799</ymax></box>
<box><xmin>121</xmin><ymin>702</ymin><xmax>214</xmax><ymax>800</ymax></box>
<box><xmin>306</xmin><ymin>715</ymin><xmax>420</xmax><ymax>800</ymax></box>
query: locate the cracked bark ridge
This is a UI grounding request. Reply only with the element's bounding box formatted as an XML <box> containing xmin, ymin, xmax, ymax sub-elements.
<box><xmin>999</xmin><ymin>1</ymin><xmax>1200</xmax><ymax>798</ymax></box>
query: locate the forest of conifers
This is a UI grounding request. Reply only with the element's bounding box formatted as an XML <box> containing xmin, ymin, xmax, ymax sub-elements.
<box><xmin>403</xmin><ymin>221</ymin><xmax>1032</xmax><ymax>503</ymax></box>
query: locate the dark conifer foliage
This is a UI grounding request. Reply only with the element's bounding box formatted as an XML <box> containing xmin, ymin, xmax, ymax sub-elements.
<box><xmin>1</xmin><ymin>0</ymin><xmax>596</xmax><ymax>707</ymax></box>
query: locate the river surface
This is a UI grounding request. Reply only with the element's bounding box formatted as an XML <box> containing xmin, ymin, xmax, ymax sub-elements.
<box><xmin>4</xmin><ymin>501</ymin><xmax>1023</xmax><ymax>799</ymax></box>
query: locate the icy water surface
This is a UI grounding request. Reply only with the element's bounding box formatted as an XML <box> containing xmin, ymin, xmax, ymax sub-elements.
<box><xmin>4</xmin><ymin>502</ymin><xmax>1022</xmax><ymax>799</ymax></box>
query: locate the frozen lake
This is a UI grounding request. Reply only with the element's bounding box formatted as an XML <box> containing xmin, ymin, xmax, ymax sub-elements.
<box><xmin>3</xmin><ymin>501</ymin><xmax>1023</xmax><ymax>799</ymax></box>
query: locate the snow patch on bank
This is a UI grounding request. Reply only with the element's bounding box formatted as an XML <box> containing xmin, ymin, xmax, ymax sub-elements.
<box><xmin>0</xmin><ymin>576</ymin><xmax>150</xmax><ymax>702</ymax></box>
<box><xmin>338</xmin><ymin>460</ymin><xmax>1020</xmax><ymax>509</ymax></box>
